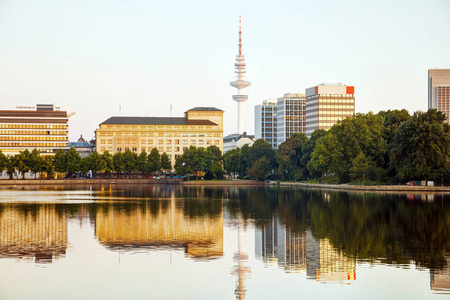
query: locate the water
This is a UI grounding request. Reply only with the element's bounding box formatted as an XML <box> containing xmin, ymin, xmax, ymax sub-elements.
<box><xmin>0</xmin><ymin>185</ymin><xmax>449</xmax><ymax>299</ymax></box>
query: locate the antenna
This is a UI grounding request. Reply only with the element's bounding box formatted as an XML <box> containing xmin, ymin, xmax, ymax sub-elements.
<box><xmin>239</xmin><ymin>16</ymin><xmax>242</xmax><ymax>56</ymax></box>
<box><xmin>170</xmin><ymin>103</ymin><xmax>173</xmax><ymax>117</ymax></box>
<box><xmin>119</xmin><ymin>103</ymin><xmax>122</xmax><ymax>117</ymax></box>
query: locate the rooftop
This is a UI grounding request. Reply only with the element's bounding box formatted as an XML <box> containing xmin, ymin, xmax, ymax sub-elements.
<box><xmin>100</xmin><ymin>116</ymin><xmax>218</xmax><ymax>126</ymax></box>
<box><xmin>186</xmin><ymin>107</ymin><xmax>223</xmax><ymax>112</ymax></box>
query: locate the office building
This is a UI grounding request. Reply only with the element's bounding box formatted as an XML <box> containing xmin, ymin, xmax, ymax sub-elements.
<box><xmin>255</xmin><ymin>99</ymin><xmax>277</xmax><ymax>148</ymax></box>
<box><xmin>95</xmin><ymin>107</ymin><xmax>224</xmax><ymax>167</ymax></box>
<box><xmin>276</xmin><ymin>93</ymin><xmax>306</xmax><ymax>147</ymax></box>
<box><xmin>428</xmin><ymin>69</ymin><xmax>450</xmax><ymax>123</ymax></box>
<box><xmin>305</xmin><ymin>83</ymin><xmax>355</xmax><ymax>137</ymax></box>
<box><xmin>0</xmin><ymin>104</ymin><xmax>70</xmax><ymax>156</ymax></box>
<box><xmin>68</xmin><ymin>135</ymin><xmax>91</xmax><ymax>158</ymax></box>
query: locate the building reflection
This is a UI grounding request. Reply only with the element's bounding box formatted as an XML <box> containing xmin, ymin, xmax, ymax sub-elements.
<box><xmin>431</xmin><ymin>255</ymin><xmax>450</xmax><ymax>294</ymax></box>
<box><xmin>0</xmin><ymin>204</ymin><xmax>67</xmax><ymax>263</ymax></box>
<box><xmin>94</xmin><ymin>195</ymin><xmax>223</xmax><ymax>260</ymax></box>
<box><xmin>255</xmin><ymin>215</ymin><xmax>355</xmax><ymax>282</ymax></box>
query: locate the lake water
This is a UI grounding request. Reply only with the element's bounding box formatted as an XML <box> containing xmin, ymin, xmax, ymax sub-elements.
<box><xmin>0</xmin><ymin>185</ymin><xmax>449</xmax><ymax>300</ymax></box>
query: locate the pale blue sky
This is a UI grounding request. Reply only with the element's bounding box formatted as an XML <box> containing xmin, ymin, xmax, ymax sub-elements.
<box><xmin>1</xmin><ymin>0</ymin><xmax>449</xmax><ymax>140</ymax></box>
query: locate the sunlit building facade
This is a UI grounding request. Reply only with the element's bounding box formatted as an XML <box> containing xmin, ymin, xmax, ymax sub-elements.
<box><xmin>0</xmin><ymin>104</ymin><xmax>70</xmax><ymax>156</ymax></box>
<box><xmin>276</xmin><ymin>93</ymin><xmax>306</xmax><ymax>147</ymax></box>
<box><xmin>428</xmin><ymin>69</ymin><xmax>450</xmax><ymax>123</ymax></box>
<box><xmin>305</xmin><ymin>83</ymin><xmax>355</xmax><ymax>137</ymax></box>
<box><xmin>255</xmin><ymin>99</ymin><xmax>277</xmax><ymax>148</ymax></box>
<box><xmin>95</xmin><ymin>107</ymin><xmax>224</xmax><ymax>166</ymax></box>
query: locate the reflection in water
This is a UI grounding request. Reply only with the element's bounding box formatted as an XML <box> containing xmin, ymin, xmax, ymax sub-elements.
<box><xmin>255</xmin><ymin>215</ymin><xmax>356</xmax><ymax>282</ymax></box>
<box><xmin>0</xmin><ymin>186</ymin><xmax>449</xmax><ymax>298</ymax></box>
<box><xmin>431</xmin><ymin>256</ymin><xmax>450</xmax><ymax>294</ymax></box>
<box><xmin>0</xmin><ymin>204</ymin><xmax>67</xmax><ymax>263</ymax></box>
<box><xmin>94</xmin><ymin>192</ymin><xmax>223</xmax><ymax>260</ymax></box>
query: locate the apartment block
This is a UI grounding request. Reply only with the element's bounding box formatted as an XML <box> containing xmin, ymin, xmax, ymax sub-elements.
<box><xmin>276</xmin><ymin>93</ymin><xmax>306</xmax><ymax>147</ymax></box>
<box><xmin>255</xmin><ymin>99</ymin><xmax>277</xmax><ymax>148</ymax></box>
<box><xmin>429</xmin><ymin>69</ymin><xmax>450</xmax><ymax>123</ymax></box>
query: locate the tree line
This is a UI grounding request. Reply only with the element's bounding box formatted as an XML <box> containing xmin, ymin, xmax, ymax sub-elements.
<box><xmin>224</xmin><ymin>109</ymin><xmax>450</xmax><ymax>184</ymax></box>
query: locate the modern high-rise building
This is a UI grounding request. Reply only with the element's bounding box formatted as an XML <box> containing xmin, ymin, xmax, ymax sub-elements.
<box><xmin>230</xmin><ymin>17</ymin><xmax>251</xmax><ymax>134</ymax></box>
<box><xmin>255</xmin><ymin>99</ymin><xmax>277</xmax><ymax>148</ymax></box>
<box><xmin>276</xmin><ymin>93</ymin><xmax>306</xmax><ymax>147</ymax></box>
<box><xmin>305</xmin><ymin>83</ymin><xmax>355</xmax><ymax>137</ymax></box>
<box><xmin>95</xmin><ymin>107</ymin><xmax>224</xmax><ymax>167</ymax></box>
<box><xmin>0</xmin><ymin>104</ymin><xmax>71</xmax><ymax>156</ymax></box>
<box><xmin>428</xmin><ymin>69</ymin><xmax>450</xmax><ymax>123</ymax></box>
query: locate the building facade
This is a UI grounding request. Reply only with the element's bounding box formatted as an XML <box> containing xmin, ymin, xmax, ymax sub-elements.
<box><xmin>95</xmin><ymin>107</ymin><xmax>223</xmax><ymax>167</ymax></box>
<box><xmin>68</xmin><ymin>135</ymin><xmax>91</xmax><ymax>158</ymax></box>
<box><xmin>276</xmin><ymin>93</ymin><xmax>306</xmax><ymax>147</ymax></box>
<box><xmin>428</xmin><ymin>69</ymin><xmax>450</xmax><ymax>123</ymax></box>
<box><xmin>305</xmin><ymin>83</ymin><xmax>355</xmax><ymax>137</ymax></box>
<box><xmin>223</xmin><ymin>132</ymin><xmax>255</xmax><ymax>153</ymax></box>
<box><xmin>0</xmin><ymin>104</ymin><xmax>69</xmax><ymax>156</ymax></box>
<box><xmin>254</xmin><ymin>99</ymin><xmax>277</xmax><ymax>148</ymax></box>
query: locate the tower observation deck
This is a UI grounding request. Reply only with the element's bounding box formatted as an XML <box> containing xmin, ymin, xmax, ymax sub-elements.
<box><xmin>230</xmin><ymin>16</ymin><xmax>251</xmax><ymax>134</ymax></box>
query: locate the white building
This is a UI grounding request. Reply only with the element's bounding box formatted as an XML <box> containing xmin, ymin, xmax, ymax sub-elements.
<box><xmin>223</xmin><ymin>133</ymin><xmax>254</xmax><ymax>153</ymax></box>
<box><xmin>255</xmin><ymin>99</ymin><xmax>277</xmax><ymax>149</ymax></box>
<box><xmin>276</xmin><ymin>93</ymin><xmax>306</xmax><ymax>147</ymax></box>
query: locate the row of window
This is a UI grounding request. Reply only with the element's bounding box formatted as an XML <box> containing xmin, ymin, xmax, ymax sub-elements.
<box><xmin>98</xmin><ymin>131</ymin><xmax>221</xmax><ymax>138</ymax></box>
<box><xmin>319</xmin><ymin>111</ymin><xmax>354</xmax><ymax>115</ymax></box>
<box><xmin>318</xmin><ymin>98</ymin><xmax>354</xmax><ymax>103</ymax></box>
<box><xmin>101</xmin><ymin>139</ymin><xmax>221</xmax><ymax>146</ymax></box>
<box><xmin>0</xmin><ymin>130</ymin><xmax>67</xmax><ymax>135</ymax></box>
<box><xmin>318</xmin><ymin>105</ymin><xmax>354</xmax><ymax>109</ymax></box>
<box><xmin>0</xmin><ymin>142</ymin><xmax>67</xmax><ymax>147</ymax></box>
<box><xmin>104</xmin><ymin>125</ymin><xmax>215</xmax><ymax>130</ymax></box>
<box><xmin>0</xmin><ymin>124</ymin><xmax>67</xmax><ymax>129</ymax></box>
<box><xmin>0</xmin><ymin>136</ymin><xmax>67</xmax><ymax>141</ymax></box>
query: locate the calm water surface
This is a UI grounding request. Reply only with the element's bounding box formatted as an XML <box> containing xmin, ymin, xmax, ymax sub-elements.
<box><xmin>0</xmin><ymin>185</ymin><xmax>449</xmax><ymax>299</ymax></box>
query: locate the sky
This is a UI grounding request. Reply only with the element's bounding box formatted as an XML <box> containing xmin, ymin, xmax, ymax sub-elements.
<box><xmin>0</xmin><ymin>0</ymin><xmax>449</xmax><ymax>141</ymax></box>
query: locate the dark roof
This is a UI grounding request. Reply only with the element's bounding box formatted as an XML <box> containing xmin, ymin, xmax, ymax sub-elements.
<box><xmin>223</xmin><ymin>133</ymin><xmax>255</xmax><ymax>142</ymax></box>
<box><xmin>68</xmin><ymin>142</ymin><xmax>90</xmax><ymax>148</ymax></box>
<box><xmin>100</xmin><ymin>116</ymin><xmax>218</xmax><ymax>126</ymax></box>
<box><xmin>186</xmin><ymin>107</ymin><xmax>223</xmax><ymax>112</ymax></box>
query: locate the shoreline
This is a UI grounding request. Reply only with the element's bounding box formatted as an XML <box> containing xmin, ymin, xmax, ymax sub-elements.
<box><xmin>0</xmin><ymin>178</ymin><xmax>448</xmax><ymax>192</ymax></box>
<box><xmin>277</xmin><ymin>181</ymin><xmax>450</xmax><ymax>193</ymax></box>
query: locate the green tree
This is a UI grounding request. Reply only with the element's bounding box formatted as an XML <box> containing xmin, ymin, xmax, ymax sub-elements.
<box><xmin>123</xmin><ymin>150</ymin><xmax>137</xmax><ymax>175</ymax></box>
<box><xmin>136</xmin><ymin>151</ymin><xmax>148</xmax><ymax>175</ymax></box>
<box><xmin>53</xmin><ymin>149</ymin><xmax>66</xmax><ymax>174</ymax></box>
<box><xmin>224</xmin><ymin>148</ymin><xmax>241</xmax><ymax>177</ymax></box>
<box><xmin>205</xmin><ymin>146</ymin><xmax>223</xmax><ymax>179</ymax></box>
<box><xmin>66</xmin><ymin>148</ymin><xmax>82</xmax><ymax>177</ymax></box>
<box><xmin>101</xmin><ymin>151</ymin><xmax>114</xmax><ymax>175</ymax></box>
<box><xmin>276</xmin><ymin>133</ymin><xmax>308</xmax><ymax>180</ymax></box>
<box><xmin>15</xmin><ymin>150</ymin><xmax>31</xmax><ymax>179</ymax></box>
<box><xmin>0</xmin><ymin>151</ymin><xmax>8</xmax><ymax>175</ymax></box>
<box><xmin>29</xmin><ymin>149</ymin><xmax>44</xmax><ymax>179</ymax></box>
<box><xmin>86</xmin><ymin>151</ymin><xmax>102</xmax><ymax>178</ymax></box>
<box><xmin>6</xmin><ymin>156</ymin><xmax>16</xmax><ymax>179</ymax></box>
<box><xmin>303</xmin><ymin>129</ymin><xmax>327</xmax><ymax>180</ymax></box>
<box><xmin>148</xmin><ymin>148</ymin><xmax>161</xmax><ymax>174</ymax></box>
<box><xmin>42</xmin><ymin>155</ymin><xmax>55</xmax><ymax>179</ymax></box>
<box><xmin>249</xmin><ymin>139</ymin><xmax>277</xmax><ymax>170</ymax></box>
<box><xmin>247</xmin><ymin>157</ymin><xmax>271</xmax><ymax>180</ymax></box>
<box><xmin>161</xmin><ymin>152</ymin><xmax>171</xmax><ymax>173</ymax></box>
<box><xmin>113</xmin><ymin>152</ymin><xmax>125</xmax><ymax>178</ymax></box>
<box><xmin>390</xmin><ymin>109</ymin><xmax>450</xmax><ymax>182</ymax></box>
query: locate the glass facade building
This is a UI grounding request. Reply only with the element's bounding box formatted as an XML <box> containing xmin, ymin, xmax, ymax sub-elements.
<box><xmin>276</xmin><ymin>93</ymin><xmax>306</xmax><ymax>147</ymax></box>
<box><xmin>429</xmin><ymin>69</ymin><xmax>450</xmax><ymax>123</ymax></box>
<box><xmin>254</xmin><ymin>100</ymin><xmax>277</xmax><ymax>148</ymax></box>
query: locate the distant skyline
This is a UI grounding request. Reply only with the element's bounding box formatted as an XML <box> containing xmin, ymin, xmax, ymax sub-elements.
<box><xmin>1</xmin><ymin>0</ymin><xmax>449</xmax><ymax>141</ymax></box>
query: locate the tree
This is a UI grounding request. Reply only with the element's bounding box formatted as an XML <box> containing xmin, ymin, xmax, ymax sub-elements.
<box><xmin>123</xmin><ymin>150</ymin><xmax>137</xmax><ymax>176</ymax></box>
<box><xmin>86</xmin><ymin>151</ymin><xmax>102</xmax><ymax>178</ymax></box>
<box><xmin>148</xmin><ymin>148</ymin><xmax>161</xmax><ymax>174</ymax></box>
<box><xmin>113</xmin><ymin>152</ymin><xmax>125</xmax><ymax>178</ymax></box>
<box><xmin>302</xmin><ymin>129</ymin><xmax>327</xmax><ymax>180</ymax></box>
<box><xmin>247</xmin><ymin>157</ymin><xmax>271</xmax><ymax>180</ymax></box>
<box><xmin>15</xmin><ymin>150</ymin><xmax>31</xmax><ymax>179</ymax></box>
<box><xmin>42</xmin><ymin>155</ymin><xmax>55</xmax><ymax>179</ymax></box>
<box><xmin>29</xmin><ymin>149</ymin><xmax>44</xmax><ymax>179</ymax></box>
<box><xmin>6</xmin><ymin>156</ymin><xmax>16</xmax><ymax>179</ymax></box>
<box><xmin>389</xmin><ymin>109</ymin><xmax>450</xmax><ymax>182</ymax></box>
<box><xmin>224</xmin><ymin>148</ymin><xmax>241</xmax><ymax>177</ymax></box>
<box><xmin>0</xmin><ymin>151</ymin><xmax>8</xmax><ymax>175</ymax></box>
<box><xmin>276</xmin><ymin>133</ymin><xmax>308</xmax><ymax>180</ymax></box>
<box><xmin>136</xmin><ymin>151</ymin><xmax>148</xmax><ymax>175</ymax></box>
<box><xmin>205</xmin><ymin>146</ymin><xmax>223</xmax><ymax>179</ymax></box>
<box><xmin>249</xmin><ymin>139</ymin><xmax>277</xmax><ymax>170</ymax></box>
<box><xmin>66</xmin><ymin>148</ymin><xmax>82</xmax><ymax>178</ymax></box>
<box><xmin>101</xmin><ymin>151</ymin><xmax>114</xmax><ymax>175</ymax></box>
<box><xmin>161</xmin><ymin>152</ymin><xmax>171</xmax><ymax>173</ymax></box>
<box><xmin>53</xmin><ymin>149</ymin><xmax>66</xmax><ymax>174</ymax></box>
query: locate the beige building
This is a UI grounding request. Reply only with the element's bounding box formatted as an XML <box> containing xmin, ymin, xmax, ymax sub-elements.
<box><xmin>95</xmin><ymin>107</ymin><xmax>224</xmax><ymax>166</ymax></box>
<box><xmin>0</xmin><ymin>104</ymin><xmax>70</xmax><ymax>156</ymax></box>
<box><xmin>428</xmin><ymin>69</ymin><xmax>450</xmax><ymax>123</ymax></box>
<box><xmin>305</xmin><ymin>83</ymin><xmax>355</xmax><ymax>137</ymax></box>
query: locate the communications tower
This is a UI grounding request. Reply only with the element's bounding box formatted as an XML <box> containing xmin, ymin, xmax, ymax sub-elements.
<box><xmin>230</xmin><ymin>16</ymin><xmax>251</xmax><ymax>134</ymax></box>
